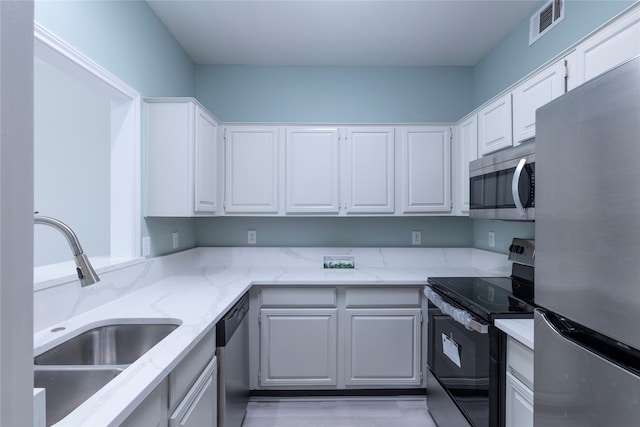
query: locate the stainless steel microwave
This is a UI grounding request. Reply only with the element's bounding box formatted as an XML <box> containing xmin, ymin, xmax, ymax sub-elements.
<box><xmin>469</xmin><ymin>140</ymin><xmax>535</xmax><ymax>221</ymax></box>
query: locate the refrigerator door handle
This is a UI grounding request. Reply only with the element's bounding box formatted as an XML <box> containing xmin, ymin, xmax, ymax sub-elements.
<box><xmin>512</xmin><ymin>158</ymin><xmax>527</xmax><ymax>217</ymax></box>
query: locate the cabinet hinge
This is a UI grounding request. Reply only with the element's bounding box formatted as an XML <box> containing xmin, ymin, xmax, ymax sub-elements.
<box><xmin>420</xmin><ymin>312</ymin><xmax>424</xmax><ymax>325</ymax></box>
<box><xmin>258</xmin><ymin>371</ymin><xmax>261</xmax><ymax>382</ymax></box>
<box><xmin>223</xmin><ymin>128</ymin><xmax>227</xmax><ymax>142</ymax></box>
<box><xmin>420</xmin><ymin>370</ymin><xmax>423</xmax><ymax>382</ymax></box>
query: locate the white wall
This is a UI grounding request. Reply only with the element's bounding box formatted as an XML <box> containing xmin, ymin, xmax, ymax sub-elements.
<box><xmin>34</xmin><ymin>58</ymin><xmax>111</xmax><ymax>266</ymax></box>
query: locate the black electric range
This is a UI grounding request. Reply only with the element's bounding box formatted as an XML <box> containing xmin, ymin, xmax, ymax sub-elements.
<box><xmin>425</xmin><ymin>238</ymin><xmax>536</xmax><ymax>427</ymax></box>
<box><xmin>427</xmin><ymin>273</ymin><xmax>535</xmax><ymax>323</ymax></box>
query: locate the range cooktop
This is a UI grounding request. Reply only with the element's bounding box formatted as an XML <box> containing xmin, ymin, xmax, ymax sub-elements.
<box><xmin>427</xmin><ymin>276</ymin><xmax>535</xmax><ymax>322</ymax></box>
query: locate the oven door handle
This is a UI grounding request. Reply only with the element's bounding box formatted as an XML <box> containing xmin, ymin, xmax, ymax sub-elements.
<box><xmin>424</xmin><ymin>286</ymin><xmax>489</xmax><ymax>334</ymax></box>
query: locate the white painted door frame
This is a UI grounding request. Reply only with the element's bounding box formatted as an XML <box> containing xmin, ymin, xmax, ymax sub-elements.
<box><xmin>0</xmin><ymin>1</ymin><xmax>35</xmax><ymax>425</ymax></box>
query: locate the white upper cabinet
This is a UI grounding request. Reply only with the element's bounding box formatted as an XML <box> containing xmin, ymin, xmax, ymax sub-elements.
<box><xmin>452</xmin><ymin>115</ymin><xmax>477</xmax><ymax>216</ymax></box>
<box><xmin>343</xmin><ymin>127</ymin><xmax>395</xmax><ymax>214</ymax></box>
<box><xmin>399</xmin><ymin>126</ymin><xmax>451</xmax><ymax>213</ymax></box>
<box><xmin>286</xmin><ymin>127</ymin><xmax>340</xmax><ymax>214</ymax></box>
<box><xmin>146</xmin><ymin>98</ymin><xmax>218</xmax><ymax>217</ymax></box>
<box><xmin>512</xmin><ymin>60</ymin><xmax>564</xmax><ymax>144</ymax></box>
<box><xmin>478</xmin><ymin>93</ymin><xmax>512</xmax><ymax>156</ymax></box>
<box><xmin>224</xmin><ymin>126</ymin><xmax>281</xmax><ymax>214</ymax></box>
<box><xmin>566</xmin><ymin>7</ymin><xmax>640</xmax><ymax>91</ymax></box>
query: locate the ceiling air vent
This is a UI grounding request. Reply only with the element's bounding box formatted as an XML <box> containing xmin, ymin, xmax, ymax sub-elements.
<box><xmin>529</xmin><ymin>0</ymin><xmax>565</xmax><ymax>46</ymax></box>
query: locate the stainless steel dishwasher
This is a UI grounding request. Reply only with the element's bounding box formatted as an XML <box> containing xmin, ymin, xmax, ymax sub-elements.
<box><xmin>216</xmin><ymin>293</ymin><xmax>250</xmax><ymax>427</ymax></box>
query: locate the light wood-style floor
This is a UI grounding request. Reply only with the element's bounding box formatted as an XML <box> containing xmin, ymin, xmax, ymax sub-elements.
<box><xmin>242</xmin><ymin>397</ymin><xmax>438</xmax><ymax>427</ymax></box>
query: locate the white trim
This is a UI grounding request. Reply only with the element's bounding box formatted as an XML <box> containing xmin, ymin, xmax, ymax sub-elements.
<box><xmin>34</xmin><ymin>23</ymin><xmax>141</xmax><ymax>279</ymax></box>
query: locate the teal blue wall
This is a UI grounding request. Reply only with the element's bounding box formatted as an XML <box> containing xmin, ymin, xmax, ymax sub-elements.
<box><xmin>195</xmin><ymin>217</ymin><xmax>473</xmax><ymax>248</ymax></box>
<box><xmin>196</xmin><ymin>66</ymin><xmax>473</xmax><ymax>123</ymax></box>
<box><xmin>469</xmin><ymin>0</ymin><xmax>634</xmax><ymax>251</ymax></box>
<box><xmin>35</xmin><ymin>1</ymin><xmax>636</xmax><ymax>256</ymax></box>
<box><xmin>472</xmin><ymin>220</ymin><xmax>535</xmax><ymax>253</ymax></box>
<box><xmin>35</xmin><ymin>0</ymin><xmax>198</xmax><ymax>257</ymax></box>
<box><xmin>473</xmin><ymin>0</ymin><xmax>634</xmax><ymax>107</ymax></box>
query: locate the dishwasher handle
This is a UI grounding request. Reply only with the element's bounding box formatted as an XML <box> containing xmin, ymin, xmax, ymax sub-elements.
<box><xmin>216</xmin><ymin>293</ymin><xmax>249</xmax><ymax>347</ymax></box>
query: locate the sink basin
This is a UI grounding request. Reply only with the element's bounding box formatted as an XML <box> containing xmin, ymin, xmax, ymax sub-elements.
<box><xmin>35</xmin><ymin>322</ymin><xmax>179</xmax><ymax>365</ymax></box>
<box><xmin>34</xmin><ymin>366</ymin><xmax>124</xmax><ymax>426</ymax></box>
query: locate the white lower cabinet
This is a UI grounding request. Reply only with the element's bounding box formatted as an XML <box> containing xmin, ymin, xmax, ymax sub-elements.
<box><xmin>505</xmin><ymin>371</ymin><xmax>533</xmax><ymax>427</ymax></box>
<box><xmin>169</xmin><ymin>357</ymin><xmax>217</xmax><ymax>427</ymax></box>
<box><xmin>257</xmin><ymin>286</ymin><xmax>424</xmax><ymax>390</ymax></box>
<box><xmin>260</xmin><ymin>308</ymin><xmax>338</xmax><ymax>387</ymax></box>
<box><xmin>122</xmin><ymin>329</ymin><xmax>217</xmax><ymax>427</ymax></box>
<box><xmin>120</xmin><ymin>380</ymin><xmax>169</xmax><ymax>427</ymax></box>
<box><xmin>344</xmin><ymin>308</ymin><xmax>421</xmax><ymax>386</ymax></box>
<box><xmin>505</xmin><ymin>336</ymin><xmax>534</xmax><ymax>427</ymax></box>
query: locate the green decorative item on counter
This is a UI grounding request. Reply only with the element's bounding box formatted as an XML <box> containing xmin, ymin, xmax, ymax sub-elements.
<box><xmin>323</xmin><ymin>255</ymin><xmax>356</xmax><ymax>269</ymax></box>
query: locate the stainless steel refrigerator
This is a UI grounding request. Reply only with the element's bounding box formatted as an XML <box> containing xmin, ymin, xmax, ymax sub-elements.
<box><xmin>534</xmin><ymin>56</ymin><xmax>640</xmax><ymax>426</ymax></box>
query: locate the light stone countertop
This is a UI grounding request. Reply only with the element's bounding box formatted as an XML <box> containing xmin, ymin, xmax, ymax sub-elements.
<box><xmin>495</xmin><ymin>318</ymin><xmax>534</xmax><ymax>350</ymax></box>
<box><xmin>33</xmin><ymin>247</ymin><xmax>512</xmax><ymax>426</ymax></box>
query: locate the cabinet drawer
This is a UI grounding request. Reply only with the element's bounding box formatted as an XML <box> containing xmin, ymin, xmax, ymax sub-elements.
<box><xmin>261</xmin><ymin>287</ymin><xmax>337</xmax><ymax>307</ymax></box>
<box><xmin>507</xmin><ymin>336</ymin><xmax>534</xmax><ymax>389</ymax></box>
<box><xmin>345</xmin><ymin>287</ymin><xmax>421</xmax><ymax>307</ymax></box>
<box><xmin>169</xmin><ymin>329</ymin><xmax>216</xmax><ymax>410</ymax></box>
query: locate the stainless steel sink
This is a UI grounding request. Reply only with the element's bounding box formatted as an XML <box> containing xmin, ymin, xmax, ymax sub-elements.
<box><xmin>34</xmin><ymin>366</ymin><xmax>124</xmax><ymax>426</ymax></box>
<box><xmin>35</xmin><ymin>322</ymin><xmax>179</xmax><ymax>365</ymax></box>
<box><xmin>34</xmin><ymin>321</ymin><xmax>180</xmax><ymax>425</ymax></box>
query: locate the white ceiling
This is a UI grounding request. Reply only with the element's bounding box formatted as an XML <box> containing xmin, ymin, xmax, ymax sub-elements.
<box><xmin>147</xmin><ymin>0</ymin><xmax>541</xmax><ymax>67</ymax></box>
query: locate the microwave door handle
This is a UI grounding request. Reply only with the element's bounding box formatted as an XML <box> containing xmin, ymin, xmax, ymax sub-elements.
<box><xmin>512</xmin><ymin>158</ymin><xmax>527</xmax><ymax>217</ymax></box>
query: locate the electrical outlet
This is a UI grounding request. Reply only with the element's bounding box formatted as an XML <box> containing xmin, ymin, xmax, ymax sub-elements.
<box><xmin>248</xmin><ymin>229</ymin><xmax>257</xmax><ymax>245</ymax></box>
<box><xmin>172</xmin><ymin>232</ymin><xmax>179</xmax><ymax>249</ymax></box>
<box><xmin>412</xmin><ymin>231</ymin><xmax>422</xmax><ymax>245</ymax></box>
<box><xmin>142</xmin><ymin>237</ymin><xmax>151</xmax><ymax>257</ymax></box>
<box><xmin>488</xmin><ymin>231</ymin><xmax>496</xmax><ymax>248</ymax></box>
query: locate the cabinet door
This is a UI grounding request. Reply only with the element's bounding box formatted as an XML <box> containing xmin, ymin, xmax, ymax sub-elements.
<box><xmin>169</xmin><ymin>357</ymin><xmax>217</xmax><ymax>427</ymax></box>
<box><xmin>146</xmin><ymin>101</ymin><xmax>193</xmax><ymax>217</ymax></box>
<box><xmin>512</xmin><ymin>61</ymin><xmax>564</xmax><ymax>144</ymax></box>
<box><xmin>194</xmin><ymin>107</ymin><xmax>218</xmax><ymax>213</ymax></box>
<box><xmin>344</xmin><ymin>309</ymin><xmax>421</xmax><ymax>386</ymax></box>
<box><xmin>478</xmin><ymin>93</ymin><xmax>512</xmax><ymax>156</ymax></box>
<box><xmin>567</xmin><ymin>8</ymin><xmax>640</xmax><ymax>91</ymax></box>
<box><xmin>344</xmin><ymin>127</ymin><xmax>395</xmax><ymax>214</ymax></box>
<box><xmin>400</xmin><ymin>126</ymin><xmax>451</xmax><ymax>213</ymax></box>
<box><xmin>224</xmin><ymin>127</ymin><xmax>280</xmax><ymax>213</ymax></box>
<box><xmin>146</xmin><ymin>99</ymin><xmax>218</xmax><ymax>217</ymax></box>
<box><xmin>286</xmin><ymin>128</ymin><xmax>340</xmax><ymax>214</ymax></box>
<box><xmin>453</xmin><ymin>116</ymin><xmax>477</xmax><ymax>215</ymax></box>
<box><xmin>260</xmin><ymin>308</ymin><xmax>338</xmax><ymax>387</ymax></box>
<box><xmin>505</xmin><ymin>372</ymin><xmax>534</xmax><ymax>427</ymax></box>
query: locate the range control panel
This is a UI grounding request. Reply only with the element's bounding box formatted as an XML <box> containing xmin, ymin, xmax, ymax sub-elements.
<box><xmin>508</xmin><ymin>238</ymin><xmax>535</xmax><ymax>266</ymax></box>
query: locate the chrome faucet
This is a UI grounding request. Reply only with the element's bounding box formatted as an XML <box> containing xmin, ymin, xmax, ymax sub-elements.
<box><xmin>34</xmin><ymin>215</ymin><xmax>100</xmax><ymax>286</ymax></box>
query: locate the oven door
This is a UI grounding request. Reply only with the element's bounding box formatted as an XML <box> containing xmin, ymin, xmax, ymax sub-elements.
<box><xmin>428</xmin><ymin>307</ymin><xmax>491</xmax><ymax>427</ymax></box>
